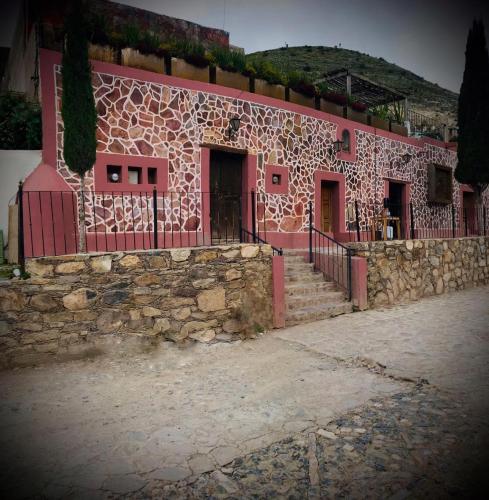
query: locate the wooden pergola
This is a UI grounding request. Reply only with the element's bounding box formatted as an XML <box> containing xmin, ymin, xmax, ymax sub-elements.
<box><xmin>316</xmin><ymin>68</ymin><xmax>407</xmax><ymax>108</ymax></box>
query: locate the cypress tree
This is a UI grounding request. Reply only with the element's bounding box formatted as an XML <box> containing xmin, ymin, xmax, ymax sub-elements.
<box><xmin>62</xmin><ymin>0</ymin><xmax>97</xmax><ymax>252</ymax></box>
<box><xmin>456</xmin><ymin>20</ymin><xmax>489</xmax><ymax>198</ymax></box>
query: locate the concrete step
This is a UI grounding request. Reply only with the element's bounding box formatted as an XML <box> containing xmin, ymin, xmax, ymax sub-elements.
<box><xmin>284</xmin><ymin>261</ymin><xmax>314</xmax><ymax>271</ymax></box>
<box><xmin>284</xmin><ymin>272</ymin><xmax>325</xmax><ymax>284</ymax></box>
<box><xmin>284</xmin><ymin>255</ymin><xmax>307</xmax><ymax>263</ymax></box>
<box><xmin>285</xmin><ymin>281</ymin><xmax>337</xmax><ymax>296</ymax></box>
<box><xmin>285</xmin><ymin>291</ymin><xmax>347</xmax><ymax>311</ymax></box>
<box><xmin>285</xmin><ymin>301</ymin><xmax>353</xmax><ymax>327</ymax></box>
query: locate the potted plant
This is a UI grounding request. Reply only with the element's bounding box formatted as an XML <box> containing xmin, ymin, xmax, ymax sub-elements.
<box><xmin>120</xmin><ymin>25</ymin><xmax>166</xmax><ymax>74</ymax></box>
<box><xmin>286</xmin><ymin>71</ymin><xmax>316</xmax><ymax>108</ymax></box>
<box><xmin>249</xmin><ymin>59</ymin><xmax>286</xmax><ymax>100</ymax></box>
<box><xmin>346</xmin><ymin>99</ymin><xmax>368</xmax><ymax>124</ymax></box>
<box><xmin>368</xmin><ymin>105</ymin><xmax>390</xmax><ymax>131</ymax></box>
<box><xmin>319</xmin><ymin>87</ymin><xmax>346</xmax><ymax>117</ymax></box>
<box><xmin>170</xmin><ymin>40</ymin><xmax>211</xmax><ymax>83</ymax></box>
<box><xmin>211</xmin><ymin>46</ymin><xmax>250</xmax><ymax>91</ymax></box>
<box><xmin>87</xmin><ymin>13</ymin><xmax>117</xmax><ymax>64</ymax></box>
<box><xmin>389</xmin><ymin>120</ymin><xmax>408</xmax><ymax>136</ymax></box>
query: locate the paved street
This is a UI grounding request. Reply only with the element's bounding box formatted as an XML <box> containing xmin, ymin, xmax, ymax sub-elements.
<box><xmin>0</xmin><ymin>286</ymin><xmax>488</xmax><ymax>499</ymax></box>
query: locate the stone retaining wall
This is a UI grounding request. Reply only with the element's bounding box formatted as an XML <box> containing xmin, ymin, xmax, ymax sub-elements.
<box><xmin>0</xmin><ymin>244</ymin><xmax>273</xmax><ymax>368</ymax></box>
<box><xmin>350</xmin><ymin>237</ymin><xmax>489</xmax><ymax>307</ymax></box>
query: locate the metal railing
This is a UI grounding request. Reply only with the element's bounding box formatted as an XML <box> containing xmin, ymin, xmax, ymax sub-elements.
<box><xmin>347</xmin><ymin>200</ymin><xmax>488</xmax><ymax>242</ymax></box>
<box><xmin>17</xmin><ymin>185</ymin><xmax>283</xmax><ymax>259</ymax></box>
<box><xmin>308</xmin><ymin>202</ymin><xmax>352</xmax><ymax>300</ymax></box>
<box><xmin>406</xmin><ymin>108</ymin><xmax>454</xmax><ymax>141</ymax></box>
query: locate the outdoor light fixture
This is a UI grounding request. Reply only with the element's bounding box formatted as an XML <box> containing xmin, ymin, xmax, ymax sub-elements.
<box><xmin>272</xmin><ymin>174</ymin><xmax>280</xmax><ymax>185</ymax></box>
<box><xmin>227</xmin><ymin>116</ymin><xmax>241</xmax><ymax>139</ymax></box>
<box><xmin>401</xmin><ymin>153</ymin><xmax>412</xmax><ymax>165</ymax></box>
<box><xmin>328</xmin><ymin>139</ymin><xmax>344</xmax><ymax>156</ymax></box>
<box><xmin>110</xmin><ymin>172</ymin><xmax>120</xmax><ymax>182</ymax></box>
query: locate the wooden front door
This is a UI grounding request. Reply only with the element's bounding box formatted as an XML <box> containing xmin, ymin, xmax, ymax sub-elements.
<box><xmin>210</xmin><ymin>150</ymin><xmax>243</xmax><ymax>242</ymax></box>
<box><xmin>321</xmin><ymin>183</ymin><xmax>334</xmax><ymax>233</ymax></box>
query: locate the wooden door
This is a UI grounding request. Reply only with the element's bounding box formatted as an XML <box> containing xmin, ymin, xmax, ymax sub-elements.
<box><xmin>210</xmin><ymin>151</ymin><xmax>243</xmax><ymax>242</ymax></box>
<box><xmin>321</xmin><ymin>183</ymin><xmax>334</xmax><ymax>233</ymax></box>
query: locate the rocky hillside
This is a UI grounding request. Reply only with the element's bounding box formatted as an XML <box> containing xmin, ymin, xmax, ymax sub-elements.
<box><xmin>247</xmin><ymin>46</ymin><xmax>458</xmax><ymax>125</ymax></box>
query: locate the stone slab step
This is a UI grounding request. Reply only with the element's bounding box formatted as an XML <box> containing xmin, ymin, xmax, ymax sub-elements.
<box><xmin>284</xmin><ymin>255</ymin><xmax>307</xmax><ymax>263</ymax></box>
<box><xmin>284</xmin><ymin>273</ymin><xmax>325</xmax><ymax>284</ymax></box>
<box><xmin>284</xmin><ymin>263</ymin><xmax>316</xmax><ymax>269</ymax></box>
<box><xmin>285</xmin><ymin>302</ymin><xmax>353</xmax><ymax>327</ymax></box>
<box><xmin>285</xmin><ymin>291</ymin><xmax>346</xmax><ymax>310</ymax></box>
<box><xmin>285</xmin><ymin>281</ymin><xmax>337</xmax><ymax>296</ymax></box>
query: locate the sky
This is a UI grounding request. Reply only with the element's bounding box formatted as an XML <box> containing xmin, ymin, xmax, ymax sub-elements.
<box><xmin>1</xmin><ymin>0</ymin><xmax>488</xmax><ymax>93</ymax></box>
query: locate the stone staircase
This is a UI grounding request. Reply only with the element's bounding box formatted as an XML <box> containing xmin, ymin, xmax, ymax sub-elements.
<box><xmin>284</xmin><ymin>253</ymin><xmax>353</xmax><ymax>326</ymax></box>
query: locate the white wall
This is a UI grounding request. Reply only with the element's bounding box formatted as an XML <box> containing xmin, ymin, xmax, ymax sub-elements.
<box><xmin>0</xmin><ymin>149</ymin><xmax>41</xmax><ymax>242</ymax></box>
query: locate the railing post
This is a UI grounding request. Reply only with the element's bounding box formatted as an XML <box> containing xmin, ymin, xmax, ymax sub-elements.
<box><xmin>354</xmin><ymin>200</ymin><xmax>361</xmax><ymax>242</ymax></box>
<box><xmin>17</xmin><ymin>181</ymin><xmax>25</xmax><ymax>269</ymax></box>
<box><xmin>153</xmin><ymin>187</ymin><xmax>158</xmax><ymax>249</ymax></box>
<box><xmin>251</xmin><ymin>190</ymin><xmax>257</xmax><ymax>243</ymax></box>
<box><xmin>308</xmin><ymin>200</ymin><xmax>313</xmax><ymax>263</ymax></box>
<box><xmin>409</xmin><ymin>202</ymin><xmax>415</xmax><ymax>240</ymax></box>
<box><xmin>464</xmin><ymin>207</ymin><xmax>468</xmax><ymax>237</ymax></box>
<box><xmin>451</xmin><ymin>204</ymin><xmax>456</xmax><ymax>238</ymax></box>
<box><xmin>484</xmin><ymin>207</ymin><xmax>487</xmax><ymax>237</ymax></box>
<box><xmin>347</xmin><ymin>247</ymin><xmax>352</xmax><ymax>302</ymax></box>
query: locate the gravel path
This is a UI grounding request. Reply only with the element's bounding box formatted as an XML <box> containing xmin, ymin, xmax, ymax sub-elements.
<box><xmin>0</xmin><ymin>287</ymin><xmax>488</xmax><ymax>499</ymax></box>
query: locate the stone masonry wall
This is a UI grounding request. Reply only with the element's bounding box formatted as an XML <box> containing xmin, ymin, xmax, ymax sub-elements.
<box><xmin>0</xmin><ymin>244</ymin><xmax>273</xmax><ymax>368</ymax></box>
<box><xmin>350</xmin><ymin>237</ymin><xmax>489</xmax><ymax>307</ymax></box>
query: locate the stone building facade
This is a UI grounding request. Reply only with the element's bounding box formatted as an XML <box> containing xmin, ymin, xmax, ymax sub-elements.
<box><xmin>21</xmin><ymin>49</ymin><xmax>488</xmax><ymax>256</ymax></box>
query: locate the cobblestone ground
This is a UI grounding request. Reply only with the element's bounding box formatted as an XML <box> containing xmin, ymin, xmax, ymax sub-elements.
<box><xmin>1</xmin><ymin>287</ymin><xmax>488</xmax><ymax>499</ymax></box>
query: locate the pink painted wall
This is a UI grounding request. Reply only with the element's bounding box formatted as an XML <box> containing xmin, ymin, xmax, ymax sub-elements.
<box><xmin>272</xmin><ymin>255</ymin><xmax>285</xmax><ymax>328</ymax></box>
<box><xmin>351</xmin><ymin>256</ymin><xmax>368</xmax><ymax>310</ymax></box>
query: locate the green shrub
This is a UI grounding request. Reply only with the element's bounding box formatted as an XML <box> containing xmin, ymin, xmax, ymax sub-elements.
<box><xmin>137</xmin><ymin>31</ymin><xmax>162</xmax><ymax>56</ymax></box>
<box><xmin>249</xmin><ymin>58</ymin><xmax>284</xmax><ymax>85</ymax></box>
<box><xmin>121</xmin><ymin>23</ymin><xmax>141</xmax><ymax>49</ymax></box>
<box><xmin>210</xmin><ymin>46</ymin><xmax>246</xmax><ymax>73</ymax></box>
<box><xmin>173</xmin><ymin>39</ymin><xmax>210</xmax><ymax>68</ymax></box>
<box><xmin>0</xmin><ymin>93</ymin><xmax>42</xmax><ymax>149</ymax></box>
<box><xmin>286</xmin><ymin>70</ymin><xmax>316</xmax><ymax>96</ymax></box>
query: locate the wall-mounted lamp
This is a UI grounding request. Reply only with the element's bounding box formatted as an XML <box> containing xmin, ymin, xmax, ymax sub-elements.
<box><xmin>227</xmin><ymin>116</ymin><xmax>241</xmax><ymax>139</ymax></box>
<box><xmin>110</xmin><ymin>172</ymin><xmax>120</xmax><ymax>182</ymax></box>
<box><xmin>328</xmin><ymin>139</ymin><xmax>344</xmax><ymax>156</ymax></box>
<box><xmin>401</xmin><ymin>153</ymin><xmax>412</xmax><ymax>165</ymax></box>
<box><xmin>272</xmin><ymin>174</ymin><xmax>281</xmax><ymax>185</ymax></box>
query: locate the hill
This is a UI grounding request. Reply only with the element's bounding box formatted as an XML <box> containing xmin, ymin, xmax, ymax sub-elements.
<box><xmin>247</xmin><ymin>46</ymin><xmax>458</xmax><ymax>126</ymax></box>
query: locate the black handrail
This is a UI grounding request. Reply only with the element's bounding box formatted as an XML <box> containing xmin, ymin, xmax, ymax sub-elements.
<box><xmin>308</xmin><ymin>201</ymin><xmax>352</xmax><ymax>301</ymax></box>
<box><xmin>240</xmin><ymin>228</ymin><xmax>283</xmax><ymax>256</ymax></box>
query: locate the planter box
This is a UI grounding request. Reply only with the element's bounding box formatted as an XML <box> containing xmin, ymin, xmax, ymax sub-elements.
<box><xmin>288</xmin><ymin>89</ymin><xmax>315</xmax><ymax>109</ymax></box>
<box><xmin>89</xmin><ymin>43</ymin><xmax>117</xmax><ymax>64</ymax></box>
<box><xmin>346</xmin><ymin>107</ymin><xmax>368</xmax><ymax>125</ymax></box>
<box><xmin>215</xmin><ymin>68</ymin><xmax>250</xmax><ymax>91</ymax></box>
<box><xmin>369</xmin><ymin>115</ymin><xmax>390</xmax><ymax>131</ymax></box>
<box><xmin>253</xmin><ymin>79</ymin><xmax>286</xmax><ymax>100</ymax></box>
<box><xmin>171</xmin><ymin>57</ymin><xmax>210</xmax><ymax>83</ymax></box>
<box><xmin>389</xmin><ymin>121</ymin><xmax>408</xmax><ymax>137</ymax></box>
<box><xmin>320</xmin><ymin>99</ymin><xmax>344</xmax><ymax>117</ymax></box>
<box><xmin>121</xmin><ymin>48</ymin><xmax>165</xmax><ymax>74</ymax></box>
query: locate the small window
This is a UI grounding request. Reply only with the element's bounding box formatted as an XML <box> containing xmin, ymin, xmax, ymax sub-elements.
<box><xmin>107</xmin><ymin>165</ymin><xmax>122</xmax><ymax>183</ymax></box>
<box><xmin>128</xmin><ymin>166</ymin><xmax>142</xmax><ymax>185</ymax></box>
<box><xmin>341</xmin><ymin>129</ymin><xmax>350</xmax><ymax>152</ymax></box>
<box><xmin>427</xmin><ymin>164</ymin><xmax>452</xmax><ymax>204</ymax></box>
<box><xmin>271</xmin><ymin>174</ymin><xmax>281</xmax><ymax>185</ymax></box>
<box><xmin>148</xmin><ymin>167</ymin><xmax>158</xmax><ymax>184</ymax></box>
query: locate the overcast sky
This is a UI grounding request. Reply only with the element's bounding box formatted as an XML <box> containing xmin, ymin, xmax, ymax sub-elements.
<box><xmin>2</xmin><ymin>0</ymin><xmax>488</xmax><ymax>93</ymax></box>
